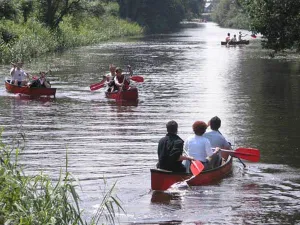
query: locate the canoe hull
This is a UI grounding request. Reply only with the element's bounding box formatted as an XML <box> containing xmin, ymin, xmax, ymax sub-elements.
<box><xmin>105</xmin><ymin>87</ymin><xmax>138</xmax><ymax>101</ymax></box>
<box><xmin>221</xmin><ymin>40</ymin><xmax>250</xmax><ymax>45</ymax></box>
<box><xmin>151</xmin><ymin>153</ymin><xmax>233</xmax><ymax>191</ymax></box>
<box><xmin>5</xmin><ymin>80</ymin><xmax>56</xmax><ymax>97</ymax></box>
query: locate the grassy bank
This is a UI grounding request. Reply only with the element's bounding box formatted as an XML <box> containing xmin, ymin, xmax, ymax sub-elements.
<box><xmin>0</xmin><ymin>4</ymin><xmax>143</xmax><ymax>64</ymax></box>
<box><xmin>0</xmin><ymin>130</ymin><xmax>124</xmax><ymax>224</ymax></box>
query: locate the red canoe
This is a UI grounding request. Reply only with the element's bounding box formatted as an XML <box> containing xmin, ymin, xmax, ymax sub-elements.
<box><xmin>5</xmin><ymin>80</ymin><xmax>56</xmax><ymax>97</ymax></box>
<box><xmin>105</xmin><ymin>87</ymin><xmax>138</xmax><ymax>101</ymax></box>
<box><xmin>151</xmin><ymin>152</ymin><xmax>233</xmax><ymax>191</ymax></box>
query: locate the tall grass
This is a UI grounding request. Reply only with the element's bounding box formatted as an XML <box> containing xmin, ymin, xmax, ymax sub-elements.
<box><xmin>0</xmin><ymin>14</ymin><xmax>143</xmax><ymax>63</ymax></box>
<box><xmin>57</xmin><ymin>15</ymin><xmax>142</xmax><ymax>50</ymax></box>
<box><xmin>0</xmin><ymin>130</ymin><xmax>125</xmax><ymax>225</ymax></box>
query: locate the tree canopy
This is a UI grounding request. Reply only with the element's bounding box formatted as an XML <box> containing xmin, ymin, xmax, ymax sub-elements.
<box><xmin>117</xmin><ymin>0</ymin><xmax>206</xmax><ymax>33</ymax></box>
<box><xmin>212</xmin><ymin>0</ymin><xmax>300</xmax><ymax>52</ymax></box>
<box><xmin>240</xmin><ymin>0</ymin><xmax>300</xmax><ymax>52</ymax></box>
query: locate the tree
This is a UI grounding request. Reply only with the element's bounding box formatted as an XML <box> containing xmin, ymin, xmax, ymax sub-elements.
<box><xmin>20</xmin><ymin>0</ymin><xmax>34</xmax><ymax>23</ymax></box>
<box><xmin>211</xmin><ymin>0</ymin><xmax>250</xmax><ymax>29</ymax></box>
<box><xmin>37</xmin><ymin>0</ymin><xmax>82</xmax><ymax>29</ymax></box>
<box><xmin>0</xmin><ymin>0</ymin><xmax>17</xmax><ymax>20</ymax></box>
<box><xmin>240</xmin><ymin>0</ymin><xmax>300</xmax><ymax>52</ymax></box>
<box><xmin>117</xmin><ymin>0</ymin><xmax>205</xmax><ymax>33</ymax></box>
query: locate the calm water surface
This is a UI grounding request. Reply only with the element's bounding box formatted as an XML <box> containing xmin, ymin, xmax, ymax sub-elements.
<box><xmin>1</xmin><ymin>22</ymin><xmax>300</xmax><ymax>224</ymax></box>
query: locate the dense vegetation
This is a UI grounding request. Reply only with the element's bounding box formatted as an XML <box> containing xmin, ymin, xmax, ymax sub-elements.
<box><xmin>211</xmin><ymin>0</ymin><xmax>300</xmax><ymax>53</ymax></box>
<box><xmin>0</xmin><ymin>0</ymin><xmax>143</xmax><ymax>63</ymax></box>
<box><xmin>117</xmin><ymin>0</ymin><xmax>206</xmax><ymax>33</ymax></box>
<box><xmin>0</xmin><ymin>130</ymin><xmax>124</xmax><ymax>224</ymax></box>
<box><xmin>0</xmin><ymin>0</ymin><xmax>206</xmax><ymax>63</ymax></box>
<box><xmin>211</xmin><ymin>0</ymin><xmax>249</xmax><ymax>29</ymax></box>
<box><xmin>240</xmin><ymin>0</ymin><xmax>300</xmax><ymax>52</ymax></box>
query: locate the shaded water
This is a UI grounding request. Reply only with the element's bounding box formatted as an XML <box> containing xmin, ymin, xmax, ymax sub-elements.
<box><xmin>1</xmin><ymin>22</ymin><xmax>300</xmax><ymax>224</ymax></box>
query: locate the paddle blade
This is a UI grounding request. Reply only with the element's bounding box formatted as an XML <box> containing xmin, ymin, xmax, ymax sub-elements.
<box><xmin>90</xmin><ymin>83</ymin><xmax>105</xmax><ymax>91</ymax></box>
<box><xmin>190</xmin><ymin>160</ymin><xmax>204</xmax><ymax>176</ymax></box>
<box><xmin>130</xmin><ymin>76</ymin><xmax>144</xmax><ymax>82</ymax></box>
<box><xmin>251</xmin><ymin>34</ymin><xmax>257</xmax><ymax>38</ymax></box>
<box><xmin>234</xmin><ymin>148</ymin><xmax>260</xmax><ymax>162</ymax></box>
<box><xmin>90</xmin><ymin>80</ymin><xmax>105</xmax><ymax>90</ymax></box>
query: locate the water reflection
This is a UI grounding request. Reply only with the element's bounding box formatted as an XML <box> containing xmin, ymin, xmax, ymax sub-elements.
<box><xmin>151</xmin><ymin>191</ymin><xmax>183</xmax><ymax>207</ymax></box>
<box><xmin>12</xmin><ymin>94</ymin><xmax>55</xmax><ymax>104</ymax></box>
<box><xmin>112</xmin><ymin>99</ymin><xmax>139</xmax><ymax>107</ymax></box>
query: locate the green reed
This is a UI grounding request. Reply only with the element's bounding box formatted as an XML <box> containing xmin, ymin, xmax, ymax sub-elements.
<box><xmin>0</xmin><ymin>130</ymin><xmax>125</xmax><ymax>225</ymax></box>
<box><xmin>0</xmin><ymin>14</ymin><xmax>142</xmax><ymax>64</ymax></box>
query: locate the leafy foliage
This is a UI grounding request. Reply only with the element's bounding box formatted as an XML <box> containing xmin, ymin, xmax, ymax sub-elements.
<box><xmin>117</xmin><ymin>0</ymin><xmax>205</xmax><ymax>33</ymax></box>
<box><xmin>212</xmin><ymin>0</ymin><xmax>300</xmax><ymax>52</ymax></box>
<box><xmin>0</xmin><ymin>1</ymin><xmax>142</xmax><ymax>63</ymax></box>
<box><xmin>240</xmin><ymin>0</ymin><xmax>300</xmax><ymax>52</ymax></box>
<box><xmin>0</xmin><ymin>0</ymin><xmax>18</xmax><ymax>20</ymax></box>
<box><xmin>36</xmin><ymin>0</ymin><xmax>82</xmax><ymax>29</ymax></box>
<box><xmin>211</xmin><ymin>0</ymin><xmax>250</xmax><ymax>29</ymax></box>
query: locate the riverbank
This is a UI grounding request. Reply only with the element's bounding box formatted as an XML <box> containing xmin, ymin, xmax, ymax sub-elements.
<box><xmin>0</xmin><ymin>12</ymin><xmax>143</xmax><ymax>64</ymax></box>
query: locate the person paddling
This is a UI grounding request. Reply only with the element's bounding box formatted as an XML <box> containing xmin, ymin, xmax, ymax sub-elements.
<box><xmin>28</xmin><ymin>71</ymin><xmax>51</xmax><ymax>88</ymax></box>
<box><xmin>203</xmin><ymin>116</ymin><xmax>231</xmax><ymax>150</ymax></box>
<box><xmin>238</xmin><ymin>31</ymin><xmax>247</xmax><ymax>41</ymax></box>
<box><xmin>113</xmin><ymin>67</ymin><xmax>130</xmax><ymax>91</ymax></box>
<box><xmin>157</xmin><ymin>120</ymin><xmax>194</xmax><ymax>172</ymax></box>
<box><xmin>10</xmin><ymin>62</ymin><xmax>29</xmax><ymax>86</ymax></box>
<box><xmin>231</xmin><ymin>34</ymin><xmax>237</xmax><ymax>42</ymax></box>
<box><xmin>184</xmin><ymin>121</ymin><xmax>221</xmax><ymax>171</ymax></box>
<box><xmin>105</xmin><ymin>64</ymin><xmax>117</xmax><ymax>92</ymax></box>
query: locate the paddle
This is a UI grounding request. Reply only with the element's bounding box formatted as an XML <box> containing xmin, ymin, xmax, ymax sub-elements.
<box><xmin>90</xmin><ymin>82</ymin><xmax>106</xmax><ymax>91</ymax></box>
<box><xmin>130</xmin><ymin>76</ymin><xmax>144</xmax><ymax>82</ymax></box>
<box><xmin>90</xmin><ymin>75</ymin><xmax>143</xmax><ymax>91</ymax></box>
<box><xmin>190</xmin><ymin>160</ymin><xmax>204</xmax><ymax>176</ymax></box>
<box><xmin>219</xmin><ymin>147</ymin><xmax>260</xmax><ymax>162</ymax></box>
<box><xmin>90</xmin><ymin>80</ymin><xmax>106</xmax><ymax>91</ymax></box>
<box><xmin>251</xmin><ymin>34</ymin><xmax>257</xmax><ymax>38</ymax></box>
<box><xmin>183</xmin><ymin>150</ymin><xmax>204</xmax><ymax>176</ymax></box>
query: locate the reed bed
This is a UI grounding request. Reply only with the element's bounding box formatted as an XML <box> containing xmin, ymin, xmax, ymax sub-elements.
<box><xmin>0</xmin><ymin>15</ymin><xmax>142</xmax><ymax>63</ymax></box>
<box><xmin>0</xmin><ymin>130</ymin><xmax>125</xmax><ymax>225</ymax></box>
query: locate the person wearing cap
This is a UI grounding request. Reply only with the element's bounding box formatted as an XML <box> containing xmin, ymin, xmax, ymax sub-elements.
<box><xmin>10</xmin><ymin>62</ymin><xmax>29</xmax><ymax>86</ymax></box>
<box><xmin>113</xmin><ymin>67</ymin><xmax>130</xmax><ymax>91</ymax></box>
<box><xmin>157</xmin><ymin>120</ymin><xmax>194</xmax><ymax>172</ymax></box>
<box><xmin>203</xmin><ymin>116</ymin><xmax>231</xmax><ymax>150</ymax></box>
<box><xmin>184</xmin><ymin>121</ymin><xmax>221</xmax><ymax>170</ymax></box>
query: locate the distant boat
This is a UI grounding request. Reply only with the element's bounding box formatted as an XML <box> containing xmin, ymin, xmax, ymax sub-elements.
<box><xmin>221</xmin><ymin>40</ymin><xmax>250</xmax><ymax>45</ymax></box>
<box><xmin>5</xmin><ymin>79</ymin><xmax>56</xmax><ymax>97</ymax></box>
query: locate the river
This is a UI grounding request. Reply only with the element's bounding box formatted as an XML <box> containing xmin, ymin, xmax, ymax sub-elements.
<box><xmin>1</xmin><ymin>22</ymin><xmax>300</xmax><ymax>224</ymax></box>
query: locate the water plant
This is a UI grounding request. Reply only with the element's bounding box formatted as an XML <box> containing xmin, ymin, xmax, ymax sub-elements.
<box><xmin>0</xmin><ymin>129</ymin><xmax>125</xmax><ymax>225</ymax></box>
